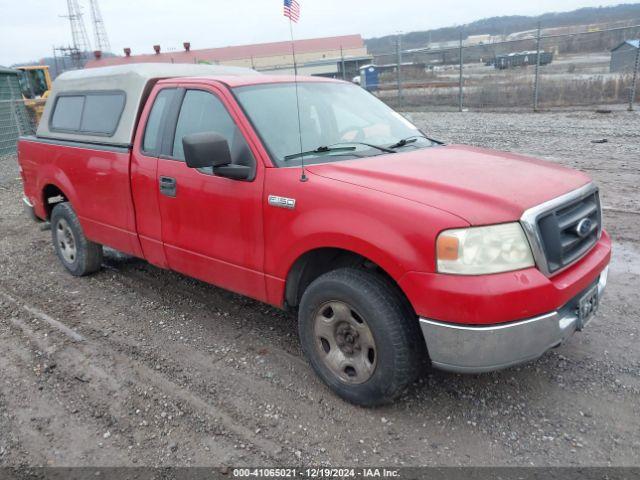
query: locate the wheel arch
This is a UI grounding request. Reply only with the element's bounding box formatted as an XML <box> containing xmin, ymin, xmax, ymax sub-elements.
<box><xmin>284</xmin><ymin>246</ymin><xmax>415</xmax><ymax>316</ymax></box>
<box><xmin>38</xmin><ymin>167</ymin><xmax>78</xmax><ymax>220</ymax></box>
<box><xmin>41</xmin><ymin>183</ymin><xmax>70</xmax><ymax>219</ymax></box>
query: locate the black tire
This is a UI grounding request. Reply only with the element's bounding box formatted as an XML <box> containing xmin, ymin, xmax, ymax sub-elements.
<box><xmin>51</xmin><ymin>202</ymin><xmax>103</xmax><ymax>276</ymax></box>
<box><xmin>298</xmin><ymin>268</ymin><xmax>422</xmax><ymax>406</ymax></box>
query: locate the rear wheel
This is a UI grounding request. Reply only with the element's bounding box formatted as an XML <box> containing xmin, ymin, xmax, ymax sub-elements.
<box><xmin>298</xmin><ymin>268</ymin><xmax>422</xmax><ymax>406</ymax></box>
<box><xmin>51</xmin><ymin>202</ymin><xmax>103</xmax><ymax>276</ymax></box>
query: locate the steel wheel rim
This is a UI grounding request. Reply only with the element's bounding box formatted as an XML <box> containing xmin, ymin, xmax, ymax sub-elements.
<box><xmin>56</xmin><ymin>218</ymin><xmax>77</xmax><ymax>265</ymax></box>
<box><xmin>313</xmin><ymin>300</ymin><xmax>377</xmax><ymax>384</ymax></box>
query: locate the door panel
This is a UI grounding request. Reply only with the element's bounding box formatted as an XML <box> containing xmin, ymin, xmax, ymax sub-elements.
<box><xmin>157</xmin><ymin>160</ymin><xmax>265</xmax><ymax>299</ymax></box>
<box><xmin>131</xmin><ymin>150</ymin><xmax>165</xmax><ymax>266</ymax></box>
<box><xmin>130</xmin><ymin>87</ymin><xmax>178</xmax><ymax>268</ymax></box>
<box><xmin>156</xmin><ymin>86</ymin><xmax>266</xmax><ymax>301</ymax></box>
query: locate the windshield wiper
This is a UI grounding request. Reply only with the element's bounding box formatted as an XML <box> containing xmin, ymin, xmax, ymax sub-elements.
<box><xmin>284</xmin><ymin>145</ymin><xmax>357</xmax><ymax>162</ymax></box>
<box><xmin>388</xmin><ymin>135</ymin><xmax>432</xmax><ymax>150</ymax></box>
<box><xmin>283</xmin><ymin>141</ymin><xmax>395</xmax><ymax>162</ymax></box>
<box><xmin>328</xmin><ymin>141</ymin><xmax>397</xmax><ymax>154</ymax></box>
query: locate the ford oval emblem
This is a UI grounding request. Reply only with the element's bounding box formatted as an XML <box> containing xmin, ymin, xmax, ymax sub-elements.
<box><xmin>575</xmin><ymin>218</ymin><xmax>593</xmax><ymax>238</ymax></box>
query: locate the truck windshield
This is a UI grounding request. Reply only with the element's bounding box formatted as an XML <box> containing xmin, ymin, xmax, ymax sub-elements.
<box><xmin>233</xmin><ymin>82</ymin><xmax>433</xmax><ymax>167</ymax></box>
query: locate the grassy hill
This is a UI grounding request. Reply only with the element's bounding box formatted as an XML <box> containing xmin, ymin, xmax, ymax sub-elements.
<box><xmin>365</xmin><ymin>3</ymin><xmax>640</xmax><ymax>54</ymax></box>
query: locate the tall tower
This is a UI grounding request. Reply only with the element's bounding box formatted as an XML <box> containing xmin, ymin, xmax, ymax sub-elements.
<box><xmin>89</xmin><ymin>0</ymin><xmax>111</xmax><ymax>53</ymax></box>
<box><xmin>65</xmin><ymin>0</ymin><xmax>92</xmax><ymax>54</ymax></box>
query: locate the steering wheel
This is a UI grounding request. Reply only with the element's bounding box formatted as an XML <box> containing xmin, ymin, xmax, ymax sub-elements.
<box><xmin>340</xmin><ymin>125</ymin><xmax>366</xmax><ymax>142</ymax></box>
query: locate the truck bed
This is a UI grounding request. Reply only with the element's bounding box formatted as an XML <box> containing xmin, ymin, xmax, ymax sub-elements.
<box><xmin>18</xmin><ymin>136</ymin><xmax>143</xmax><ymax>258</ymax></box>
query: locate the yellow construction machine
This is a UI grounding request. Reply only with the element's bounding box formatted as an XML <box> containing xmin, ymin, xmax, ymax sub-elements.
<box><xmin>17</xmin><ymin>65</ymin><xmax>52</xmax><ymax>124</ymax></box>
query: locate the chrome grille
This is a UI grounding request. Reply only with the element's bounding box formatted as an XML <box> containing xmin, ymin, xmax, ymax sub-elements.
<box><xmin>521</xmin><ymin>184</ymin><xmax>602</xmax><ymax>276</ymax></box>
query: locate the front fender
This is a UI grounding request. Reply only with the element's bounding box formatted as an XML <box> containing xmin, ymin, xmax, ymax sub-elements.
<box><xmin>273</xmin><ymin>209</ymin><xmax>417</xmax><ymax>281</ymax></box>
<box><xmin>262</xmin><ymin>167</ymin><xmax>470</xmax><ymax>307</ymax></box>
<box><xmin>264</xmin><ymin>175</ymin><xmax>469</xmax><ymax>282</ymax></box>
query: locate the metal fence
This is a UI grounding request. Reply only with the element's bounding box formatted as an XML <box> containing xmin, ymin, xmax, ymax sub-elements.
<box><xmin>0</xmin><ymin>74</ymin><xmax>36</xmax><ymax>158</ymax></box>
<box><xmin>369</xmin><ymin>23</ymin><xmax>640</xmax><ymax>112</ymax></box>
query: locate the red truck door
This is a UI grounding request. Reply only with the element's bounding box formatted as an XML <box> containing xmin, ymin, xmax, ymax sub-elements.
<box><xmin>130</xmin><ymin>87</ymin><xmax>180</xmax><ymax>268</ymax></box>
<box><xmin>155</xmin><ymin>85</ymin><xmax>267</xmax><ymax>301</ymax></box>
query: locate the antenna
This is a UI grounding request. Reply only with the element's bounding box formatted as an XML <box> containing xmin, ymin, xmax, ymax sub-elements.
<box><xmin>63</xmin><ymin>0</ymin><xmax>92</xmax><ymax>56</ymax></box>
<box><xmin>283</xmin><ymin>0</ymin><xmax>307</xmax><ymax>182</ymax></box>
<box><xmin>289</xmin><ymin>23</ymin><xmax>307</xmax><ymax>182</ymax></box>
<box><xmin>88</xmin><ymin>0</ymin><xmax>111</xmax><ymax>53</ymax></box>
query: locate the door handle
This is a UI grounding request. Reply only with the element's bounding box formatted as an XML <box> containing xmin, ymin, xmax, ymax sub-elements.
<box><xmin>159</xmin><ymin>176</ymin><xmax>177</xmax><ymax>197</ymax></box>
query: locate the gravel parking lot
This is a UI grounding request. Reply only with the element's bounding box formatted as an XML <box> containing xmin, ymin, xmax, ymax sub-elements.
<box><xmin>0</xmin><ymin>108</ymin><xmax>638</xmax><ymax>468</ymax></box>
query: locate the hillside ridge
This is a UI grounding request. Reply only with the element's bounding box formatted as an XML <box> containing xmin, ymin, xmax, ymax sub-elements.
<box><xmin>365</xmin><ymin>3</ymin><xmax>640</xmax><ymax>54</ymax></box>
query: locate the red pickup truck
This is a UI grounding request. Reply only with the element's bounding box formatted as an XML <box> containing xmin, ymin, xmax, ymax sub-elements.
<box><xmin>18</xmin><ymin>64</ymin><xmax>611</xmax><ymax>406</ymax></box>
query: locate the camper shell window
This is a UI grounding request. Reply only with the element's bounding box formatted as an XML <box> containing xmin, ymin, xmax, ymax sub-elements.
<box><xmin>50</xmin><ymin>91</ymin><xmax>126</xmax><ymax>137</ymax></box>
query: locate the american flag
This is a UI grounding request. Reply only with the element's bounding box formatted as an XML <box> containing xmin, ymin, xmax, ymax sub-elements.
<box><xmin>283</xmin><ymin>0</ymin><xmax>300</xmax><ymax>22</ymax></box>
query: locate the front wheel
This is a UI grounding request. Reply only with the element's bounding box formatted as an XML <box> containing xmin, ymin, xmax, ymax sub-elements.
<box><xmin>51</xmin><ymin>202</ymin><xmax>103</xmax><ymax>276</ymax></box>
<box><xmin>298</xmin><ymin>268</ymin><xmax>422</xmax><ymax>406</ymax></box>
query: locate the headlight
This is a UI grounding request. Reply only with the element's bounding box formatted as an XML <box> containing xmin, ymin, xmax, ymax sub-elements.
<box><xmin>436</xmin><ymin>223</ymin><xmax>534</xmax><ymax>275</ymax></box>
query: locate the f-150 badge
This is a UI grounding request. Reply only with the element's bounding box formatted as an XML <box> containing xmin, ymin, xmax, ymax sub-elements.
<box><xmin>268</xmin><ymin>195</ymin><xmax>296</xmax><ymax>209</ymax></box>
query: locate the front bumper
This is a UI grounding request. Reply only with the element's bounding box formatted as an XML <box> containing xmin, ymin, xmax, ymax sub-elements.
<box><xmin>420</xmin><ymin>265</ymin><xmax>608</xmax><ymax>373</ymax></box>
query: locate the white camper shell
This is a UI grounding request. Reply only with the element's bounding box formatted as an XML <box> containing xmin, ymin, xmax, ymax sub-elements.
<box><xmin>37</xmin><ymin>63</ymin><xmax>258</xmax><ymax>147</ymax></box>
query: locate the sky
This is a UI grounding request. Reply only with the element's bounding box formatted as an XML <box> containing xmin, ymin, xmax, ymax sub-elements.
<box><xmin>0</xmin><ymin>0</ymin><xmax>637</xmax><ymax>66</ymax></box>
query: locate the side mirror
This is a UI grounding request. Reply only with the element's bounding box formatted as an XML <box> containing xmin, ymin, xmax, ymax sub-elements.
<box><xmin>213</xmin><ymin>164</ymin><xmax>252</xmax><ymax>180</ymax></box>
<box><xmin>182</xmin><ymin>132</ymin><xmax>231</xmax><ymax>169</ymax></box>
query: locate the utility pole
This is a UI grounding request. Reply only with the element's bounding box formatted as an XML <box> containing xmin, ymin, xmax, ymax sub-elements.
<box><xmin>458</xmin><ymin>30</ymin><xmax>464</xmax><ymax>112</ymax></box>
<box><xmin>396</xmin><ymin>34</ymin><xmax>403</xmax><ymax>106</ymax></box>
<box><xmin>340</xmin><ymin>45</ymin><xmax>346</xmax><ymax>80</ymax></box>
<box><xmin>52</xmin><ymin>46</ymin><xmax>60</xmax><ymax>79</ymax></box>
<box><xmin>629</xmin><ymin>44</ymin><xmax>640</xmax><ymax>111</ymax></box>
<box><xmin>533</xmin><ymin>22</ymin><xmax>542</xmax><ymax>112</ymax></box>
<box><xmin>88</xmin><ymin>0</ymin><xmax>111</xmax><ymax>53</ymax></box>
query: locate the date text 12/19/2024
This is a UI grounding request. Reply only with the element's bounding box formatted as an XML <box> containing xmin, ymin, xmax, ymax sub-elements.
<box><xmin>232</xmin><ymin>468</ymin><xmax>401</xmax><ymax>478</ymax></box>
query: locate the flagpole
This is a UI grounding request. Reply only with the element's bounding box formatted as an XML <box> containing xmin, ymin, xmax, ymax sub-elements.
<box><xmin>289</xmin><ymin>18</ymin><xmax>298</xmax><ymax>76</ymax></box>
<box><xmin>288</xmin><ymin>12</ymin><xmax>307</xmax><ymax>181</ymax></box>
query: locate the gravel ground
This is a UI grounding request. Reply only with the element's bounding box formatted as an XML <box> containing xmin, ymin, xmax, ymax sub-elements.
<box><xmin>0</xmin><ymin>109</ymin><xmax>639</xmax><ymax>468</ymax></box>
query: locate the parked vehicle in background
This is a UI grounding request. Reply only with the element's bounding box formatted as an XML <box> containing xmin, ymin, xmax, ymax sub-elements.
<box><xmin>17</xmin><ymin>64</ymin><xmax>610</xmax><ymax>406</ymax></box>
<box><xmin>494</xmin><ymin>51</ymin><xmax>554</xmax><ymax>69</ymax></box>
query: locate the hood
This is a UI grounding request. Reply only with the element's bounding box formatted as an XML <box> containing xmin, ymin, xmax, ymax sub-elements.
<box><xmin>307</xmin><ymin>145</ymin><xmax>591</xmax><ymax>225</ymax></box>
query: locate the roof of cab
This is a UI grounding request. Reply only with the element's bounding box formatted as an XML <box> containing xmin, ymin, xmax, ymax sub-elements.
<box><xmin>161</xmin><ymin>74</ymin><xmax>344</xmax><ymax>88</ymax></box>
<box><xmin>37</xmin><ymin>63</ymin><xmax>259</xmax><ymax>146</ymax></box>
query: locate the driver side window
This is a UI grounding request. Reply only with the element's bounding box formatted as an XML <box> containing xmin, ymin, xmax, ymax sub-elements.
<box><xmin>171</xmin><ymin>90</ymin><xmax>255</xmax><ymax>171</ymax></box>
